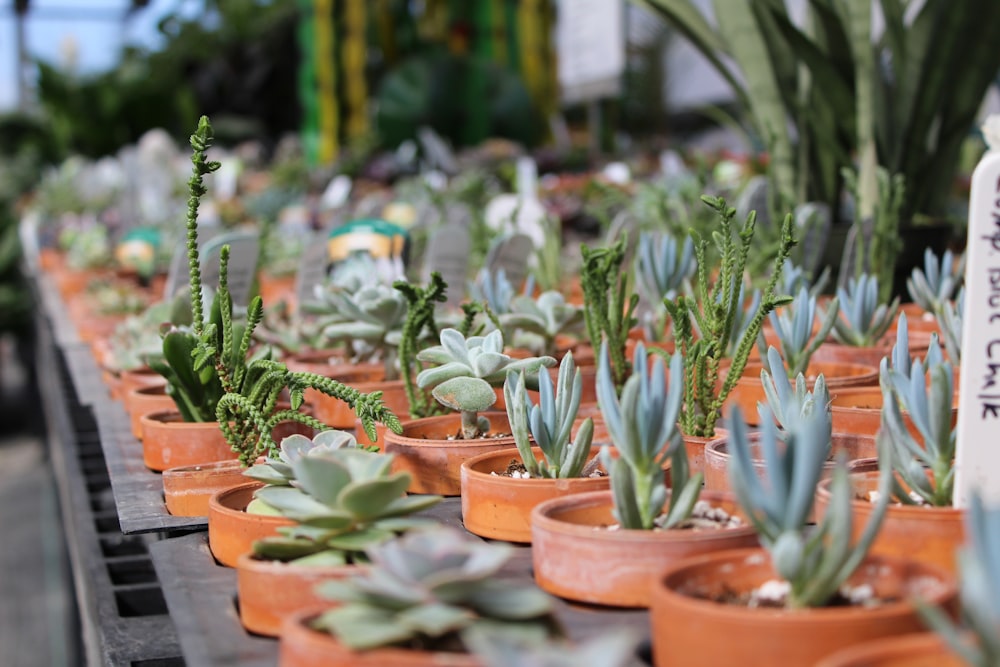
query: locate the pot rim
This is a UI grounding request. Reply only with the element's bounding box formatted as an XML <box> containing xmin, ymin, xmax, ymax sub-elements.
<box><xmin>460</xmin><ymin>446</ymin><xmax>605</xmax><ymax>485</ymax></box>
<box><xmin>208</xmin><ymin>481</ymin><xmax>292</xmax><ymax>528</ymax></box>
<box><xmin>236</xmin><ymin>551</ymin><xmax>360</xmax><ymax>576</ymax></box>
<box><xmin>816</xmin><ymin>472</ymin><xmax>965</xmax><ymax>521</ymax></box>
<box><xmin>814</xmin><ymin>631</ymin><xmax>955</xmax><ymax>667</ymax></box>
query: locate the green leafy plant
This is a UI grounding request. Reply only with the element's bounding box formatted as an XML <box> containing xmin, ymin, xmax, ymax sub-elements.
<box><xmin>596</xmin><ymin>341</ymin><xmax>702</xmax><ymax>530</ymax></box>
<box><xmin>907</xmin><ymin>248</ymin><xmax>965</xmax><ymax>316</ymax></box>
<box><xmin>763</xmin><ymin>287</ymin><xmax>840</xmax><ymax>377</ymax></box>
<box><xmin>416</xmin><ymin>328</ymin><xmax>555</xmax><ymax>439</ymax></box>
<box><xmin>664</xmin><ymin>195</ymin><xmax>794</xmax><ymax>437</ymax></box>
<box><xmin>310</xmin><ymin>527</ymin><xmax>559</xmax><ymax>652</ymax></box>
<box><xmin>819</xmin><ymin>273</ymin><xmax>899</xmax><ymax>347</ymax></box>
<box><xmin>504</xmin><ymin>352</ymin><xmax>594</xmax><ymax>479</ymax></box>
<box><xmin>242</xmin><ymin>430</ymin><xmax>359</xmax><ymax>486</ymax></box>
<box><xmin>580</xmin><ymin>236</ymin><xmax>638</xmax><ymax>392</ymax></box>
<box><xmin>248</xmin><ymin>446</ymin><xmax>441</xmax><ymax>565</ymax></box>
<box><xmin>634</xmin><ymin>231</ymin><xmax>695</xmax><ymax>342</ymax></box>
<box><xmin>315</xmin><ymin>283</ymin><xmax>409</xmax><ymax>380</ymax></box>
<box><xmin>727</xmin><ymin>401</ymin><xmax>892</xmax><ymax>608</ymax></box>
<box><xmin>393</xmin><ymin>272</ymin><xmax>448</xmax><ymax>420</ymax></box>
<box><xmin>920</xmin><ymin>492</ymin><xmax>1000</xmax><ymax>666</ymax></box>
<box><xmin>501</xmin><ymin>291</ymin><xmax>585</xmax><ymax>357</ymax></box>
<box><xmin>465</xmin><ymin>628</ymin><xmax>637</xmax><ymax>667</ymax></box>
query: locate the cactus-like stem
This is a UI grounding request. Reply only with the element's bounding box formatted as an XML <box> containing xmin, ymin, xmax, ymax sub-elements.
<box><xmin>185</xmin><ymin>116</ymin><xmax>221</xmax><ymax>334</ymax></box>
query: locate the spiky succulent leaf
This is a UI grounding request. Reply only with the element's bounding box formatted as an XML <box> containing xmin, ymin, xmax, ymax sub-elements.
<box><xmin>823</xmin><ymin>274</ymin><xmax>899</xmax><ymax>347</ymax></box>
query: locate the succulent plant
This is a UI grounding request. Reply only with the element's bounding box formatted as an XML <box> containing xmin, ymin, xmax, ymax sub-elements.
<box><xmin>762</xmin><ymin>288</ymin><xmax>840</xmax><ymax>377</ymax></box>
<box><xmin>820</xmin><ymin>273</ymin><xmax>899</xmax><ymax>347</ymax></box>
<box><xmin>501</xmin><ymin>291</ymin><xmax>585</xmax><ymax>357</ymax></box>
<box><xmin>664</xmin><ymin>195</ymin><xmax>795</xmax><ymax>437</ymax></box>
<box><xmin>634</xmin><ymin>231</ymin><xmax>695</xmax><ymax>341</ymax></box>
<box><xmin>879</xmin><ymin>330</ymin><xmax>955</xmax><ymax>507</ymax></box>
<box><xmin>504</xmin><ymin>352</ymin><xmax>594</xmax><ymax>479</ymax></box>
<box><xmin>249</xmin><ymin>447</ymin><xmax>441</xmax><ymax>565</ymax></box>
<box><xmin>906</xmin><ymin>248</ymin><xmax>964</xmax><ymax>315</ymax></box>
<box><xmin>727</xmin><ymin>401</ymin><xmax>892</xmax><ymax>608</ymax></box>
<box><xmin>315</xmin><ymin>283</ymin><xmax>409</xmax><ymax>379</ymax></box>
<box><xmin>597</xmin><ymin>341</ymin><xmax>701</xmax><ymax>530</ymax></box>
<box><xmin>721</xmin><ymin>282</ymin><xmax>762</xmax><ymax>358</ymax></box>
<box><xmin>936</xmin><ymin>286</ymin><xmax>964</xmax><ymax>364</ymax></box>
<box><xmin>416</xmin><ymin>328</ymin><xmax>555</xmax><ymax>439</ymax></box>
<box><xmin>920</xmin><ymin>492</ymin><xmax>1000</xmax><ymax>666</ymax></box>
<box><xmin>242</xmin><ymin>430</ymin><xmax>359</xmax><ymax>486</ymax></box>
<box><xmin>580</xmin><ymin>236</ymin><xmax>638</xmax><ymax>392</ymax></box>
<box><xmin>63</xmin><ymin>224</ymin><xmax>111</xmax><ymax>270</ymax></box>
<box><xmin>310</xmin><ymin>527</ymin><xmax>559</xmax><ymax>651</ymax></box>
<box><xmin>465</xmin><ymin>628</ymin><xmax>637</xmax><ymax>667</ymax></box>
<box><xmin>757</xmin><ymin>346</ymin><xmax>830</xmax><ymax>434</ymax></box>
<box><xmin>781</xmin><ymin>260</ymin><xmax>830</xmax><ymax>299</ymax></box>
<box><xmin>470</xmin><ymin>266</ymin><xmax>515</xmax><ymax>315</ymax></box>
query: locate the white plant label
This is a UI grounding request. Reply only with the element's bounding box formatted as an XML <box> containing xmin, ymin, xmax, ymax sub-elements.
<box><xmin>295</xmin><ymin>232</ymin><xmax>331</xmax><ymax>311</ymax></box>
<box><xmin>320</xmin><ymin>175</ymin><xmax>352</xmax><ymax>210</ymax></box>
<box><xmin>199</xmin><ymin>231</ymin><xmax>260</xmax><ymax>307</ymax></box>
<box><xmin>424</xmin><ymin>217</ymin><xmax>471</xmax><ymax>307</ymax></box>
<box><xmin>163</xmin><ymin>224</ymin><xmax>221</xmax><ymax>300</ymax></box>
<box><xmin>955</xmin><ymin>116</ymin><xmax>1000</xmax><ymax>508</ymax></box>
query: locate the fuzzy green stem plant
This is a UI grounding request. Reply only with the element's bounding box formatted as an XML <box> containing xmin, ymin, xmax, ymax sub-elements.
<box><xmin>580</xmin><ymin>236</ymin><xmax>638</xmax><ymax>392</ymax></box>
<box><xmin>664</xmin><ymin>195</ymin><xmax>795</xmax><ymax>437</ymax></box>
<box><xmin>394</xmin><ymin>272</ymin><xmax>448</xmax><ymax>419</ymax></box>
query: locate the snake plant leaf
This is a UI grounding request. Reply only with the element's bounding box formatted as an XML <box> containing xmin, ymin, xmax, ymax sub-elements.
<box><xmin>338</xmin><ymin>475</ymin><xmax>413</xmax><ymax>521</ymax></box>
<box><xmin>431</xmin><ymin>377</ymin><xmax>497</xmax><ymax>413</ymax></box>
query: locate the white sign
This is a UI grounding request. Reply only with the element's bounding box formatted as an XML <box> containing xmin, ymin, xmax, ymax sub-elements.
<box><xmin>955</xmin><ymin>115</ymin><xmax>1000</xmax><ymax>508</ymax></box>
<box><xmin>557</xmin><ymin>0</ymin><xmax>625</xmax><ymax>104</ymax></box>
<box><xmin>199</xmin><ymin>231</ymin><xmax>260</xmax><ymax>307</ymax></box>
<box><xmin>294</xmin><ymin>232</ymin><xmax>330</xmax><ymax>312</ymax></box>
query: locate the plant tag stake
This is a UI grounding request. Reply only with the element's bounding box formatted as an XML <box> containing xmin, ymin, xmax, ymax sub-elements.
<box><xmin>485</xmin><ymin>233</ymin><xmax>533</xmax><ymax>293</ymax></box>
<box><xmin>295</xmin><ymin>232</ymin><xmax>330</xmax><ymax>311</ymax></box>
<box><xmin>200</xmin><ymin>231</ymin><xmax>260</xmax><ymax>307</ymax></box>
<box><xmin>955</xmin><ymin>115</ymin><xmax>1000</xmax><ymax>508</ymax></box>
<box><xmin>484</xmin><ymin>158</ymin><xmax>546</xmax><ymax>249</ymax></box>
<box><xmin>424</xmin><ymin>207</ymin><xmax>471</xmax><ymax>307</ymax></box>
<box><xmin>163</xmin><ymin>224</ymin><xmax>221</xmax><ymax>300</ymax></box>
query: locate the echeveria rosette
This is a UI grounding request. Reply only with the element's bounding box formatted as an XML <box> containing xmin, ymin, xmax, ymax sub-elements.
<box><xmin>500</xmin><ymin>291</ymin><xmax>585</xmax><ymax>357</ymax></box>
<box><xmin>243</xmin><ymin>430</ymin><xmax>359</xmax><ymax>486</ymax></box>
<box><xmin>416</xmin><ymin>329</ymin><xmax>555</xmax><ymax>439</ymax></box>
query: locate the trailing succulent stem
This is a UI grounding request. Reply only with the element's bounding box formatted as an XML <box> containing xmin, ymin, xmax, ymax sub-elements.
<box><xmin>597</xmin><ymin>342</ymin><xmax>701</xmax><ymax>530</ymax></box>
<box><xmin>664</xmin><ymin>195</ymin><xmax>794</xmax><ymax>437</ymax></box>
<box><xmin>186</xmin><ymin>115</ymin><xmax>221</xmax><ymax>335</ymax></box>
<box><xmin>580</xmin><ymin>237</ymin><xmax>638</xmax><ymax>392</ymax></box>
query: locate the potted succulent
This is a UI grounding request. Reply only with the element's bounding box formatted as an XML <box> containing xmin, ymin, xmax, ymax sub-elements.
<box><xmin>460</xmin><ymin>352</ymin><xmax>606</xmax><ymax>542</ymax></box>
<box><xmin>903</xmin><ymin>248</ymin><xmax>964</xmax><ymax>333</ymax></box>
<box><xmin>816</xmin><ymin>336</ymin><xmax>964</xmax><ymax>574</ymax></box>
<box><xmin>648</xmin><ymin>400</ymin><xmax>956</xmax><ymax>666</ymax></box>
<box><xmin>278</xmin><ymin>527</ymin><xmax>563</xmax><ymax>666</ymax></box>
<box><xmin>817</xmin><ymin>491</ymin><xmax>997</xmax><ymax>667</ymax></box>
<box><xmin>663</xmin><ymin>195</ymin><xmax>794</xmax><ymax>468</ymax></box>
<box><xmin>499</xmin><ymin>290</ymin><xmax>587</xmax><ymax>361</ymax></box>
<box><xmin>382</xmin><ymin>327</ymin><xmax>555</xmax><ymax>495</ymax></box>
<box><xmin>579</xmin><ymin>236</ymin><xmax>638</xmax><ymax>391</ymax></box>
<box><xmin>530</xmin><ymin>342</ymin><xmax>758</xmax><ymax>607</ymax></box>
<box><xmin>633</xmin><ymin>230</ymin><xmax>695</xmax><ymax>343</ymax></box>
<box><xmin>232</xmin><ymin>433</ymin><xmax>442</xmax><ymax>635</ymax></box>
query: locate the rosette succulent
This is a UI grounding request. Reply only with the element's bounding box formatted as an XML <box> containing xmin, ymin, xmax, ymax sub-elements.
<box><xmin>500</xmin><ymin>291</ymin><xmax>585</xmax><ymax>357</ymax></box>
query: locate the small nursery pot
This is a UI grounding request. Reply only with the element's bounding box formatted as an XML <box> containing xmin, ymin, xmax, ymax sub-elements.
<box><xmin>140</xmin><ymin>411</ymin><xmax>232</xmax><ymax>471</ymax></box>
<box><xmin>649</xmin><ymin>548</ymin><xmax>956</xmax><ymax>667</ymax></box>
<box><xmin>279</xmin><ymin>609</ymin><xmax>481</xmax><ymax>667</ymax></box>
<box><xmin>236</xmin><ymin>554</ymin><xmax>357</xmax><ymax>637</ymax></box>
<box><xmin>811</xmin><ymin>331</ymin><xmax>933</xmax><ymax>369</ymax></box>
<box><xmin>119</xmin><ymin>367</ymin><xmax>167</xmax><ymax>407</ymax></box>
<box><xmin>530</xmin><ymin>489</ymin><xmax>758</xmax><ymax>607</ymax></box>
<box><xmin>127</xmin><ymin>385</ymin><xmax>175</xmax><ymax>439</ymax></box>
<box><xmin>383</xmin><ymin>413</ymin><xmax>518</xmax><ymax>496</ymax></box>
<box><xmin>683</xmin><ymin>431</ymin><xmax>726</xmax><ymax>475</ymax></box>
<box><xmin>162</xmin><ymin>459</ymin><xmax>248</xmax><ymax>517</ymax></box>
<box><xmin>816</xmin><ymin>632</ymin><xmax>963</xmax><ymax>667</ymax></box>
<box><xmin>208</xmin><ymin>482</ymin><xmax>294</xmax><ymax>568</ymax></box>
<box><xmin>814</xmin><ymin>470</ymin><xmax>965</xmax><ymax>575</ymax></box>
<box><xmin>459</xmin><ymin>446</ymin><xmax>609</xmax><ymax>543</ymax></box>
<box><xmin>829</xmin><ymin>387</ymin><xmax>958</xmax><ymax>439</ymax></box>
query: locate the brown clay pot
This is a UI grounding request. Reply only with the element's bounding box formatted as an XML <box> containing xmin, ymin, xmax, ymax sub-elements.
<box><xmin>162</xmin><ymin>459</ymin><xmax>249</xmax><ymax>517</ymax></box>
<box><xmin>383</xmin><ymin>413</ymin><xmax>518</xmax><ymax>496</ymax></box>
<box><xmin>811</xmin><ymin>331</ymin><xmax>933</xmax><ymax>369</ymax></box>
<box><xmin>459</xmin><ymin>446</ymin><xmax>609</xmax><ymax>543</ymax></box>
<box><xmin>816</xmin><ymin>632</ymin><xmax>963</xmax><ymax>667</ymax></box>
<box><xmin>237</xmin><ymin>554</ymin><xmax>356</xmax><ymax>637</ymax></box>
<box><xmin>258</xmin><ymin>272</ymin><xmax>296</xmax><ymax>308</ymax></box>
<box><xmin>703</xmin><ymin>432</ymin><xmax>878</xmax><ymax>495</ymax></box>
<box><xmin>530</xmin><ymin>489</ymin><xmax>759</xmax><ymax>607</ymax></box>
<box><xmin>347</xmin><ymin>382</ymin><xmax>412</xmax><ymax>449</ymax></box>
<box><xmin>684</xmin><ymin>431</ymin><xmax>726</xmax><ymax>475</ymax></box>
<box><xmin>829</xmin><ymin>387</ymin><xmax>958</xmax><ymax>439</ymax></box>
<box><xmin>208</xmin><ymin>482</ymin><xmax>295</xmax><ymax>568</ymax></box>
<box><xmin>723</xmin><ymin>361</ymin><xmax>879</xmax><ymax>426</ymax></box>
<box><xmin>279</xmin><ymin>610</ymin><xmax>480</xmax><ymax>667</ymax></box>
<box><xmin>119</xmin><ymin>367</ymin><xmax>167</xmax><ymax>409</ymax></box>
<box><xmin>814</xmin><ymin>470</ymin><xmax>965</xmax><ymax>575</ymax></box>
<box><xmin>649</xmin><ymin>548</ymin><xmax>957</xmax><ymax>667</ymax></box>
<box><xmin>102</xmin><ymin>369</ymin><xmax>123</xmax><ymax>401</ymax></box>
<box><xmin>140</xmin><ymin>411</ymin><xmax>232</xmax><ymax>472</ymax></box>
<box><xmin>127</xmin><ymin>385</ymin><xmax>175</xmax><ymax>439</ymax></box>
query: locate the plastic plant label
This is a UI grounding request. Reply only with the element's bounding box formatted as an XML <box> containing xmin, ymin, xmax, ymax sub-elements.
<box><xmin>295</xmin><ymin>232</ymin><xmax>330</xmax><ymax>311</ymax></box>
<box><xmin>320</xmin><ymin>175</ymin><xmax>352</xmax><ymax>210</ymax></box>
<box><xmin>163</xmin><ymin>224</ymin><xmax>222</xmax><ymax>300</ymax></box>
<box><xmin>485</xmin><ymin>233</ymin><xmax>533</xmax><ymax>293</ymax></box>
<box><xmin>199</xmin><ymin>231</ymin><xmax>260</xmax><ymax>307</ymax></box>
<box><xmin>424</xmin><ymin>207</ymin><xmax>472</xmax><ymax>307</ymax></box>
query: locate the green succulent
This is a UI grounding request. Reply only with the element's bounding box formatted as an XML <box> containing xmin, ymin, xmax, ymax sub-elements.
<box><xmin>920</xmin><ymin>492</ymin><xmax>1000</xmax><ymax>666</ymax></box>
<box><xmin>311</xmin><ymin>527</ymin><xmax>559</xmax><ymax>652</ymax></box>
<box><xmin>906</xmin><ymin>248</ymin><xmax>964</xmax><ymax>315</ymax></box>
<box><xmin>580</xmin><ymin>236</ymin><xmax>638</xmax><ymax>392</ymax></box>
<box><xmin>316</xmin><ymin>283</ymin><xmax>409</xmax><ymax>379</ymax></box>
<box><xmin>758</xmin><ymin>346</ymin><xmax>830</xmax><ymax>434</ymax></box>
<box><xmin>416</xmin><ymin>328</ymin><xmax>555</xmax><ymax>439</ymax></box>
<box><xmin>250</xmin><ymin>447</ymin><xmax>442</xmax><ymax>566</ymax></box>
<box><xmin>242</xmin><ymin>430</ymin><xmax>359</xmax><ymax>486</ymax></box>
<box><xmin>936</xmin><ymin>286</ymin><xmax>964</xmax><ymax>364</ymax></box>
<box><xmin>727</xmin><ymin>399</ymin><xmax>892</xmax><ymax>608</ymax></box>
<box><xmin>64</xmin><ymin>224</ymin><xmax>111</xmax><ymax>270</ymax></box>
<box><xmin>465</xmin><ymin>627</ymin><xmax>637</xmax><ymax>667</ymax></box>
<box><xmin>501</xmin><ymin>291</ymin><xmax>585</xmax><ymax>357</ymax></box>
<box><xmin>634</xmin><ymin>231</ymin><xmax>695</xmax><ymax>342</ymax></box>
<box><xmin>820</xmin><ymin>273</ymin><xmax>899</xmax><ymax>347</ymax></box>
<box><xmin>504</xmin><ymin>352</ymin><xmax>594</xmax><ymax>479</ymax></box>
<box><xmin>470</xmin><ymin>267</ymin><xmax>515</xmax><ymax>315</ymax></box>
<box><xmin>764</xmin><ymin>287</ymin><xmax>840</xmax><ymax>377</ymax></box>
<box><xmin>597</xmin><ymin>341</ymin><xmax>701</xmax><ymax>530</ymax></box>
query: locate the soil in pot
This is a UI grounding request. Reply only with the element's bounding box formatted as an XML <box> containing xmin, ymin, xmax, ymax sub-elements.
<box><xmin>649</xmin><ymin>548</ymin><xmax>956</xmax><ymax>667</ymax></box>
<box><xmin>163</xmin><ymin>459</ymin><xmax>249</xmax><ymax>517</ymax></box>
<box><xmin>530</xmin><ymin>489</ymin><xmax>758</xmax><ymax>607</ymax></box>
<box><xmin>460</xmin><ymin>446</ymin><xmax>609</xmax><ymax>543</ymax></box>
<box><xmin>208</xmin><ymin>482</ymin><xmax>295</xmax><ymax>568</ymax></box>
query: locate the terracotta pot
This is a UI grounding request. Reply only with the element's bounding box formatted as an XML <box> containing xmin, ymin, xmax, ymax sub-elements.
<box><xmin>460</xmin><ymin>447</ymin><xmax>609</xmax><ymax>543</ymax></box>
<box><xmin>723</xmin><ymin>361</ymin><xmax>879</xmax><ymax>426</ymax></box>
<box><xmin>127</xmin><ymin>385</ymin><xmax>175</xmax><ymax>439</ymax></box>
<box><xmin>811</xmin><ymin>331</ymin><xmax>933</xmax><ymax>369</ymax></box>
<box><xmin>285</xmin><ymin>352</ymin><xmax>386</xmax><ymax>428</ymax></box>
<box><xmin>102</xmin><ymin>369</ymin><xmax>123</xmax><ymax>401</ymax></box>
<box><xmin>348</xmin><ymin>382</ymin><xmax>412</xmax><ymax>448</ymax></box>
<box><xmin>684</xmin><ymin>431</ymin><xmax>726</xmax><ymax>475</ymax></box>
<box><xmin>119</xmin><ymin>367</ymin><xmax>167</xmax><ymax>409</ymax></box>
<box><xmin>162</xmin><ymin>459</ymin><xmax>248</xmax><ymax>517</ymax></box>
<box><xmin>704</xmin><ymin>432</ymin><xmax>878</xmax><ymax>495</ymax></box>
<box><xmin>208</xmin><ymin>482</ymin><xmax>295</xmax><ymax>568</ymax></box>
<box><xmin>829</xmin><ymin>387</ymin><xmax>958</xmax><ymax>439</ymax></box>
<box><xmin>816</xmin><ymin>632</ymin><xmax>963</xmax><ymax>667</ymax></box>
<box><xmin>649</xmin><ymin>548</ymin><xmax>956</xmax><ymax>667</ymax></box>
<box><xmin>893</xmin><ymin>303</ymin><xmax>941</xmax><ymax>335</ymax></box>
<box><xmin>530</xmin><ymin>489</ymin><xmax>758</xmax><ymax>607</ymax></box>
<box><xmin>279</xmin><ymin>610</ymin><xmax>480</xmax><ymax>667</ymax></box>
<box><xmin>258</xmin><ymin>272</ymin><xmax>296</xmax><ymax>308</ymax></box>
<box><xmin>383</xmin><ymin>413</ymin><xmax>518</xmax><ymax>496</ymax></box>
<box><xmin>814</xmin><ymin>470</ymin><xmax>964</xmax><ymax>575</ymax></box>
<box><xmin>140</xmin><ymin>411</ymin><xmax>232</xmax><ymax>472</ymax></box>
<box><xmin>237</xmin><ymin>554</ymin><xmax>356</xmax><ymax>637</ymax></box>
